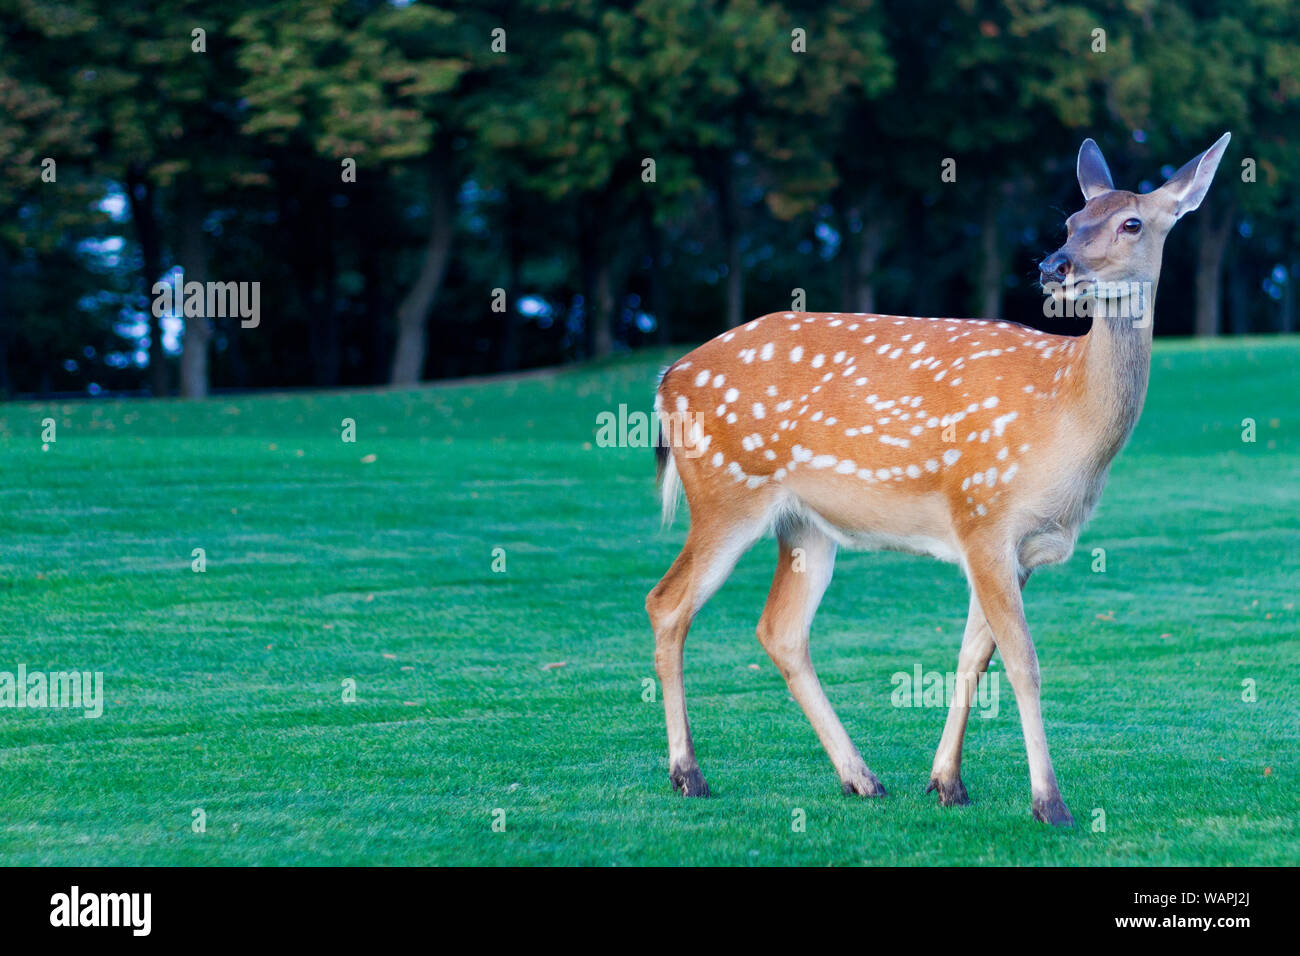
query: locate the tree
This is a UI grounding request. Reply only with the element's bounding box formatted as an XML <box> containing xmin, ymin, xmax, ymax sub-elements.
<box><xmin>234</xmin><ymin>0</ymin><xmax>471</xmax><ymax>385</ymax></box>
<box><xmin>1110</xmin><ymin>0</ymin><xmax>1300</xmax><ymax>335</ymax></box>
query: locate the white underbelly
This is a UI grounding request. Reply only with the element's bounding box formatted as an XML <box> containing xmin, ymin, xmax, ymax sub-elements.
<box><xmin>779</xmin><ymin>493</ymin><xmax>963</xmax><ymax>564</ymax></box>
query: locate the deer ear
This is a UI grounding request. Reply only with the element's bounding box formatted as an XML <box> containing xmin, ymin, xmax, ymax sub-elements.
<box><xmin>1077</xmin><ymin>138</ymin><xmax>1114</xmax><ymax>201</ymax></box>
<box><xmin>1157</xmin><ymin>132</ymin><xmax>1231</xmax><ymax>220</ymax></box>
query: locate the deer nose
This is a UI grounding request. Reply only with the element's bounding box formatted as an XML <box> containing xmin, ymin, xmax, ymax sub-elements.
<box><xmin>1039</xmin><ymin>252</ymin><xmax>1071</xmax><ymax>282</ymax></box>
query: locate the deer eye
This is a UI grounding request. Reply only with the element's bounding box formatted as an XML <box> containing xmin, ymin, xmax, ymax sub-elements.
<box><xmin>1122</xmin><ymin>218</ymin><xmax>1142</xmax><ymax>234</ymax></box>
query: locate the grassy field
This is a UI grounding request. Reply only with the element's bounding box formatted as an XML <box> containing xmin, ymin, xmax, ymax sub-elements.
<box><xmin>0</xmin><ymin>336</ymin><xmax>1296</xmax><ymax>866</ymax></box>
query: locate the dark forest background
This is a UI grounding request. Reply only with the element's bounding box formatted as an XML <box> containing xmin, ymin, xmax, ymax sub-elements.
<box><xmin>2</xmin><ymin>0</ymin><xmax>1298</xmax><ymax>399</ymax></box>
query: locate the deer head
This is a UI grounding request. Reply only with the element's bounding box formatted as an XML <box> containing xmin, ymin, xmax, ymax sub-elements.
<box><xmin>1039</xmin><ymin>133</ymin><xmax>1232</xmax><ymax>313</ymax></box>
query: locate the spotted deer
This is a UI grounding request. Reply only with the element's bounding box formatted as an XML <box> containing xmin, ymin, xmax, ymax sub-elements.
<box><xmin>646</xmin><ymin>134</ymin><xmax>1230</xmax><ymax>825</ymax></box>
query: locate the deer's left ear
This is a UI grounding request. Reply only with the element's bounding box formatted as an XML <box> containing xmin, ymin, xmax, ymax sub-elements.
<box><xmin>1157</xmin><ymin>132</ymin><xmax>1232</xmax><ymax>220</ymax></box>
<box><xmin>1077</xmin><ymin>138</ymin><xmax>1114</xmax><ymax>201</ymax></box>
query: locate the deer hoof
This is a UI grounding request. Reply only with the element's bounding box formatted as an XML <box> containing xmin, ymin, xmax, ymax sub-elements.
<box><xmin>841</xmin><ymin>769</ymin><xmax>887</xmax><ymax>797</ymax></box>
<box><xmin>1031</xmin><ymin>795</ymin><xmax>1075</xmax><ymax>827</ymax></box>
<box><xmin>925</xmin><ymin>776</ymin><xmax>970</xmax><ymax>807</ymax></box>
<box><xmin>669</xmin><ymin>765</ymin><xmax>710</xmax><ymax>797</ymax></box>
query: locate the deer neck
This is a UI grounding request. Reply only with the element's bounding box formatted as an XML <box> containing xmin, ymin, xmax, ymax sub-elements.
<box><xmin>1074</xmin><ymin>292</ymin><xmax>1155</xmax><ymax>466</ymax></box>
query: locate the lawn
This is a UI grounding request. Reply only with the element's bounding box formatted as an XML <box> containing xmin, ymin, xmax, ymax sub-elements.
<box><xmin>0</xmin><ymin>335</ymin><xmax>1296</xmax><ymax>866</ymax></box>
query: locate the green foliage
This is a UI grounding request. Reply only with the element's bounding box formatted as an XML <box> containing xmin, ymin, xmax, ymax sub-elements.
<box><xmin>0</xmin><ymin>0</ymin><xmax>1297</xmax><ymax>394</ymax></box>
<box><xmin>233</xmin><ymin>0</ymin><xmax>468</xmax><ymax>162</ymax></box>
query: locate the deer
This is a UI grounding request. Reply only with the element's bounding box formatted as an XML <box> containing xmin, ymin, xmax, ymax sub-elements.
<box><xmin>646</xmin><ymin>133</ymin><xmax>1231</xmax><ymax>825</ymax></box>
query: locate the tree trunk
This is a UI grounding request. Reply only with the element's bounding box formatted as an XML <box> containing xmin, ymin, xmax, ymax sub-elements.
<box><xmin>390</xmin><ymin>145</ymin><xmax>455</xmax><ymax>385</ymax></box>
<box><xmin>499</xmin><ymin>191</ymin><xmax>523</xmax><ymax>371</ymax></box>
<box><xmin>642</xmin><ymin>199</ymin><xmax>670</xmax><ymax>344</ymax></box>
<box><xmin>1282</xmin><ymin>262</ymin><xmax>1296</xmax><ymax>334</ymax></box>
<box><xmin>361</xmin><ymin>242</ymin><xmax>389</xmax><ymax>383</ymax></box>
<box><xmin>126</xmin><ymin>165</ymin><xmax>169</xmax><ymax>396</ymax></box>
<box><xmin>839</xmin><ymin>190</ymin><xmax>887</xmax><ymax>313</ymax></box>
<box><xmin>1227</xmin><ymin>243</ymin><xmax>1249</xmax><ymax>335</ymax></box>
<box><xmin>312</xmin><ymin>196</ymin><xmax>341</xmax><ymax>387</ymax></box>
<box><xmin>855</xmin><ymin>217</ymin><xmax>886</xmax><ymax>313</ymax></box>
<box><xmin>0</xmin><ymin>248</ymin><xmax>9</xmax><ymax>396</ymax></box>
<box><xmin>578</xmin><ymin>199</ymin><xmax>615</xmax><ymax>359</ymax></box>
<box><xmin>178</xmin><ymin>181</ymin><xmax>210</xmax><ymax>399</ymax></box>
<box><xmin>593</xmin><ymin>256</ymin><xmax>614</xmax><ymax>358</ymax></box>
<box><xmin>1194</xmin><ymin>201</ymin><xmax>1236</xmax><ymax>337</ymax></box>
<box><xmin>978</xmin><ymin>186</ymin><xmax>1004</xmax><ymax>319</ymax></box>
<box><xmin>838</xmin><ymin>200</ymin><xmax>860</xmax><ymax>312</ymax></box>
<box><xmin>717</xmin><ymin>154</ymin><xmax>744</xmax><ymax>328</ymax></box>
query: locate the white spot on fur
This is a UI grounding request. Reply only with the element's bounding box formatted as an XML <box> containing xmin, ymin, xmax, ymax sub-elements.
<box><xmin>992</xmin><ymin>411</ymin><xmax>1019</xmax><ymax>436</ymax></box>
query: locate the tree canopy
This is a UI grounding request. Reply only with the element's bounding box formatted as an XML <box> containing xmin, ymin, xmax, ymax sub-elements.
<box><xmin>2</xmin><ymin>0</ymin><xmax>1297</xmax><ymax>397</ymax></box>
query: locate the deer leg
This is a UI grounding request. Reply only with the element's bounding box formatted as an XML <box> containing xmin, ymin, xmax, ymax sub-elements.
<box><xmin>964</xmin><ymin>550</ymin><xmax>1071</xmax><ymax>826</ymax></box>
<box><xmin>646</xmin><ymin>516</ymin><xmax>766</xmax><ymax>797</ymax></box>
<box><xmin>925</xmin><ymin>592</ymin><xmax>993</xmax><ymax>806</ymax></box>
<box><xmin>927</xmin><ymin>569</ymin><xmax>1029</xmax><ymax>806</ymax></box>
<box><xmin>756</xmin><ymin>520</ymin><xmax>885</xmax><ymax>797</ymax></box>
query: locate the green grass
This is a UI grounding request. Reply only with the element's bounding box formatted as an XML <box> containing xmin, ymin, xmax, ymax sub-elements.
<box><xmin>0</xmin><ymin>336</ymin><xmax>1297</xmax><ymax>866</ymax></box>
